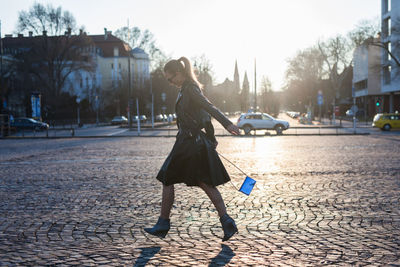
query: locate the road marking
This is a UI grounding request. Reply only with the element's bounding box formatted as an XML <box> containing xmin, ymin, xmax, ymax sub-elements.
<box><xmin>107</xmin><ymin>129</ymin><xmax>129</xmax><ymax>136</ymax></box>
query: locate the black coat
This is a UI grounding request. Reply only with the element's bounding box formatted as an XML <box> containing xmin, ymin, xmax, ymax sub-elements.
<box><xmin>156</xmin><ymin>80</ymin><xmax>233</xmax><ymax>187</ymax></box>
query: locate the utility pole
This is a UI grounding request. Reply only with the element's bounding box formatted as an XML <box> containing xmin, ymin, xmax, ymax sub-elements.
<box><xmin>254</xmin><ymin>58</ymin><xmax>257</xmax><ymax>111</ymax></box>
<box><xmin>150</xmin><ymin>76</ymin><xmax>154</xmax><ymax>129</ymax></box>
<box><xmin>127</xmin><ymin>19</ymin><xmax>132</xmax><ymax>130</ymax></box>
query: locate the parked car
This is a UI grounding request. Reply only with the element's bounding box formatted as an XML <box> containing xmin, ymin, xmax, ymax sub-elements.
<box><xmin>286</xmin><ymin>111</ymin><xmax>300</xmax><ymax>118</ymax></box>
<box><xmin>372</xmin><ymin>113</ymin><xmax>400</xmax><ymax>131</ymax></box>
<box><xmin>132</xmin><ymin>115</ymin><xmax>147</xmax><ymax>123</ymax></box>
<box><xmin>11</xmin><ymin>117</ymin><xmax>49</xmax><ymax>130</ymax></box>
<box><xmin>111</xmin><ymin>116</ymin><xmax>128</xmax><ymax>125</ymax></box>
<box><xmin>345</xmin><ymin>109</ymin><xmax>365</xmax><ymax>117</ymax></box>
<box><xmin>167</xmin><ymin>114</ymin><xmax>174</xmax><ymax>122</ymax></box>
<box><xmin>237</xmin><ymin>112</ymin><xmax>289</xmax><ymax>135</ymax></box>
<box><xmin>155</xmin><ymin>114</ymin><xmax>164</xmax><ymax>122</ymax></box>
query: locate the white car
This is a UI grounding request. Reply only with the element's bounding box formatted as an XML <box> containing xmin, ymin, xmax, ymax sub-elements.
<box><xmin>111</xmin><ymin>116</ymin><xmax>128</xmax><ymax>125</ymax></box>
<box><xmin>237</xmin><ymin>112</ymin><xmax>289</xmax><ymax>135</ymax></box>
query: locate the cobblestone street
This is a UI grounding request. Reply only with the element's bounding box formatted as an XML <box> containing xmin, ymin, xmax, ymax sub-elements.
<box><xmin>0</xmin><ymin>135</ymin><xmax>399</xmax><ymax>266</ymax></box>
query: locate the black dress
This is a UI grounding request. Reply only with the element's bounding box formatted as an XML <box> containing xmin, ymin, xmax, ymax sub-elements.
<box><xmin>156</xmin><ymin>80</ymin><xmax>233</xmax><ymax>187</ymax></box>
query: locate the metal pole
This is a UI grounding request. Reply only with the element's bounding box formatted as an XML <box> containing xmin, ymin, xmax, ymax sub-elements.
<box><xmin>95</xmin><ymin>95</ymin><xmax>99</xmax><ymax>126</ymax></box>
<box><xmin>136</xmin><ymin>97</ymin><xmax>140</xmax><ymax>135</ymax></box>
<box><xmin>353</xmin><ymin>96</ymin><xmax>356</xmax><ymax>134</ymax></box>
<box><xmin>254</xmin><ymin>58</ymin><xmax>257</xmax><ymax>111</ymax></box>
<box><xmin>319</xmin><ymin>105</ymin><xmax>321</xmax><ymax>122</ymax></box>
<box><xmin>127</xmin><ymin>19</ymin><xmax>132</xmax><ymax>130</ymax></box>
<box><xmin>77</xmin><ymin>105</ymin><xmax>80</xmax><ymax>126</ymax></box>
<box><xmin>151</xmin><ymin>93</ymin><xmax>154</xmax><ymax>129</ymax></box>
<box><xmin>150</xmin><ymin>76</ymin><xmax>154</xmax><ymax>129</ymax></box>
<box><xmin>332</xmin><ymin>98</ymin><xmax>336</xmax><ymax>125</ymax></box>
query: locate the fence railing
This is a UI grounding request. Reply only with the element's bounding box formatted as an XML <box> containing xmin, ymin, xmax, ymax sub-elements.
<box><xmin>3</xmin><ymin>124</ymin><xmax>371</xmax><ymax>139</ymax></box>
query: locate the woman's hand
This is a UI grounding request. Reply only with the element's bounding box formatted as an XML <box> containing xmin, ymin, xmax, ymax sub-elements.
<box><xmin>226</xmin><ymin>124</ymin><xmax>240</xmax><ymax>135</ymax></box>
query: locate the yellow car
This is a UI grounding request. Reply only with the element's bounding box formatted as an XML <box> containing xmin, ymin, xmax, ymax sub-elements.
<box><xmin>372</xmin><ymin>113</ymin><xmax>400</xmax><ymax>131</ymax></box>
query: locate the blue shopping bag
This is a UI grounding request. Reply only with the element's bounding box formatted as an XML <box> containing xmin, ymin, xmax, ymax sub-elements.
<box><xmin>239</xmin><ymin>176</ymin><xmax>256</xmax><ymax>196</ymax></box>
<box><xmin>217</xmin><ymin>152</ymin><xmax>257</xmax><ymax>196</ymax></box>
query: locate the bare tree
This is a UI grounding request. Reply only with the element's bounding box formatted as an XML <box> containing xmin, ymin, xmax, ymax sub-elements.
<box><xmin>240</xmin><ymin>72</ymin><xmax>250</xmax><ymax>112</ymax></box>
<box><xmin>192</xmin><ymin>54</ymin><xmax>214</xmax><ymax>95</ymax></box>
<box><xmin>114</xmin><ymin>26</ymin><xmax>166</xmax><ymax>69</ymax></box>
<box><xmin>348</xmin><ymin>18</ymin><xmax>380</xmax><ymax>48</ymax></box>
<box><xmin>10</xmin><ymin>4</ymin><xmax>94</xmax><ymax>120</ymax></box>
<box><xmin>17</xmin><ymin>3</ymin><xmax>81</xmax><ymax>36</ymax></box>
<box><xmin>260</xmin><ymin>76</ymin><xmax>272</xmax><ymax>113</ymax></box>
<box><xmin>318</xmin><ymin>35</ymin><xmax>353</xmax><ymax>121</ymax></box>
<box><xmin>284</xmin><ymin>47</ymin><xmax>325</xmax><ymax>112</ymax></box>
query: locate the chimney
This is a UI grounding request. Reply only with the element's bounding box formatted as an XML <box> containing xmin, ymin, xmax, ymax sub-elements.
<box><xmin>29</xmin><ymin>31</ymin><xmax>33</xmax><ymax>37</ymax></box>
<box><xmin>104</xmin><ymin>28</ymin><xmax>108</xmax><ymax>40</ymax></box>
<box><xmin>79</xmin><ymin>29</ymin><xmax>83</xmax><ymax>35</ymax></box>
<box><xmin>18</xmin><ymin>33</ymin><xmax>23</xmax><ymax>38</ymax></box>
<box><xmin>42</xmin><ymin>30</ymin><xmax>47</xmax><ymax>36</ymax></box>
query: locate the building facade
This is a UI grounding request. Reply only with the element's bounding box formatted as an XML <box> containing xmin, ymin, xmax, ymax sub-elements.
<box><xmin>352</xmin><ymin>37</ymin><xmax>382</xmax><ymax>117</ymax></box>
<box><xmin>381</xmin><ymin>0</ymin><xmax>400</xmax><ymax>112</ymax></box>
<box><xmin>1</xmin><ymin>29</ymin><xmax>150</xmax><ymax>119</ymax></box>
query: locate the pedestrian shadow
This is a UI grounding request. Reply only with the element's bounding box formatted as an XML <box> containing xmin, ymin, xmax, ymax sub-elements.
<box><xmin>133</xmin><ymin>246</ymin><xmax>161</xmax><ymax>267</ymax></box>
<box><xmin>208</xmin><ymin>244</ymin><xmax>235</xmax><ymax>267</ymax></box>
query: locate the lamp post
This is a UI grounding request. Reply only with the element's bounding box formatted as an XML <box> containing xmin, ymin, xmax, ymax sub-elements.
<box><xmin>127</xmin><ymin>20</ymin><xmax>133</xmax><ymax>130</ymax></box>
<box><xmin>254</xmin><ymin>58</ymin><xmax>257</xmax><ymax>112</ymax></box>
<box><xmin>95</xmin><ymin>95</ymin><xmax>99</xmax><ymax>126</ymax></box>
<box><xmin>76</xmin><ymin>97</ymin><xmax>81</xmax><ymax>127</ymax></box>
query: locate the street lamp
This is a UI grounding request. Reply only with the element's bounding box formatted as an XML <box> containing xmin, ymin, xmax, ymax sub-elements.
<box><xmin>95</xmin><ymin>95</ymin><xmax>99</xmax><ymax>126</ymax></box>
<box><xmin>76</xmin><ymin>97</ymin><xmax>81</xmax><ymax>127</ymax></box>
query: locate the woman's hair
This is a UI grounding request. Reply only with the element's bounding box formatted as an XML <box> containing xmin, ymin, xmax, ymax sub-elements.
<box><xmin>164</xmin><ymin>57</ymin><xmax>203</xmax><ymax>88</ymax></box>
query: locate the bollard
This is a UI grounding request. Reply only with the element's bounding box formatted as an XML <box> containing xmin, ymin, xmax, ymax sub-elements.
<box><xmin>71</xmin><ymin>128</ymin><xmax>75</xmax><ymax>137</ymax></box>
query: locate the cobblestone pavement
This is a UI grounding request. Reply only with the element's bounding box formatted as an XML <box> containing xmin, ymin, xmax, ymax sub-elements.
<box><xmin>0</xmin><ymin>135</ymin><xmax>399</xmax><ymax>266</ymax></box>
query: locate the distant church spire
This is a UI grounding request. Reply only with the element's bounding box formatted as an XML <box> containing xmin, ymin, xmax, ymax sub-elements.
<box><xmin>234</xmin><ymin>60</ymin><xmax>240</xmax><ymax>93</ymax></box>
<box><xmin>241</xmin><ymin>71</ymin><xmax>250</xmax><ymax>112</ymax></box>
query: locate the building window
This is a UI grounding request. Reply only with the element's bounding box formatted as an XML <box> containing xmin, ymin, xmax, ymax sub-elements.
<box><xmin>355</xmin><ymin>79</ymin><xmax>368</xmax><ymax>90</ymax></box>
<box><xmin>383</xmin><ymin>17</ymin><xmax>391</xmax><ymax>38</ymax></box>
<box><xmin>80</xmin><ymin>78</ymin><xmax>83</xmax><ymax>88</ymax></box>
<box><xmin>383</xmin><ymin>65</ymin><xmax>391</xmax><ymax>84</ymax></box>
<box><xmin>111</xmin><ymin>63</ymin><xmax>114</xmax><ymax>69</ymax></box>
<box><xmin>118</xmin><ymin>63</ymin><xmax>121</xmax><ymax>69</ymax></box>
<box><xmin>384</xmin><ymin>41</ymin><xmax>392</xmax><ymax>61</ymax></box>
<box><xmin>383</xmin><ymin>0</ymin><xmax>391</xmax><ymax>13</ymax></box>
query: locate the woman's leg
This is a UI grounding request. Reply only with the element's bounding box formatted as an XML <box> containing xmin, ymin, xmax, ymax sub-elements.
<box><xmin>199</xmin><ymin>182</ymin><xmax>237</xmax><ymax>241</ymax></box>
<box><xmin>144</xmin><ymin>184</ymin><xmax>173</xmax><ymax>238</ymax></box>
<box><xmin>198</xmin><ymin>182</ymin><xmax>227</xmax><ymax>217</ymax></box>
<box><xmin>160</xmin><ymin>184</ymin><xmax>175</xmax><ymax>219</ymax></box>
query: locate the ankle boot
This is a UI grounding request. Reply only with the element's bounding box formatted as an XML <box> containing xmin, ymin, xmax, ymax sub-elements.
<box><xmin>144</xmin><ymin>217</ymin><xmax>170</xmax><ymax>238</ymax></box>
<box><xmin>220</xmin><ymin>214</ymin><xmax>238</xmax><ymax>241</ymax></box>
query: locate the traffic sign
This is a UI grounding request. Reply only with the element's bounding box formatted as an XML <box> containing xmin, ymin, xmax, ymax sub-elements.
<box><xmin>317</xmin><ymin>95</ymin><xmax>323</xmax><ymax>105</ymax></box>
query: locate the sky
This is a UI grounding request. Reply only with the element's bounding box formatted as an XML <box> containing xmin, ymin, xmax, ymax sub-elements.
<box><xmin>0</xmin><ymin>0</ymin><xmax>380</xmax><ymax>91</ymax></box>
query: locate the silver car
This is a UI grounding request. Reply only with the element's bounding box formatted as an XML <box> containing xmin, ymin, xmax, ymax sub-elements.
<box><xmin>237</xmin><ymin>112</ymin><xmax>289</xmax><ymax>135</ymax></box>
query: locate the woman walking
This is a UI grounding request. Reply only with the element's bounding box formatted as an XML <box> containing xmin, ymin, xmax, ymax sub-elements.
<box><xmin>144</xmin><ymin>57</ymin><xmax>240</xmax><ymax>241</ymax></box>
